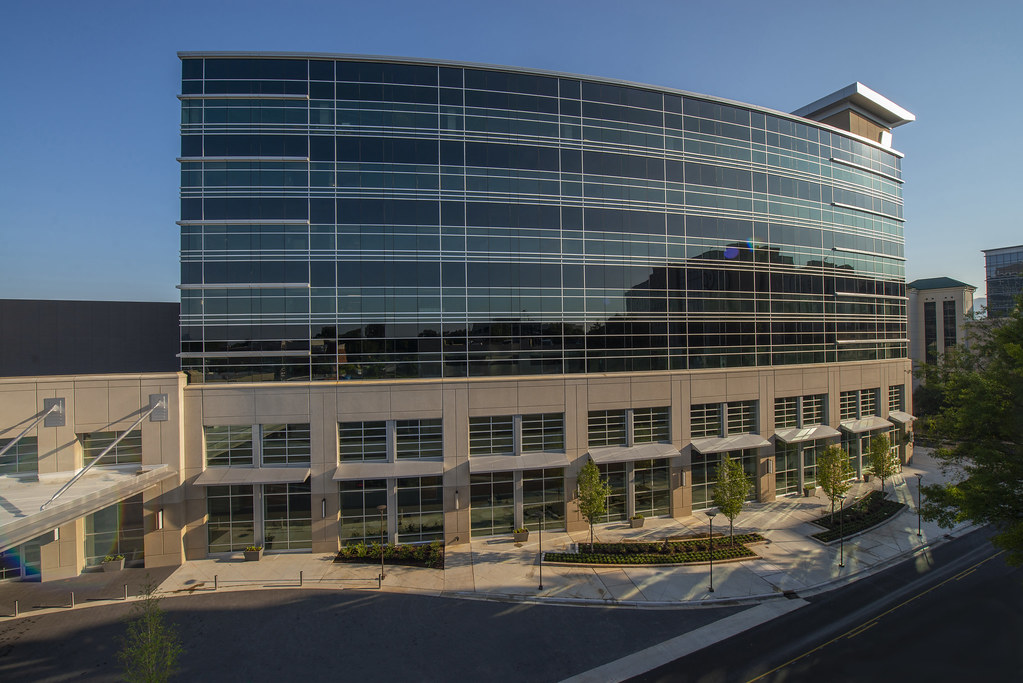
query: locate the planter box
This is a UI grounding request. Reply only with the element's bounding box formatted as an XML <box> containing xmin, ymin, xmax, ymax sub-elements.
<box><xmin>803</xmin><ymin>487</ymin><xmax>814</xmax><ymax>497</ymax></box>
<box><xmin>243</xmin><ymin>548</ymin><xmax>264</xmax><ymax>562</ymax></box>
<box><xmin>513</xmin><ymin>531</ymin><xmax>529</xmax><ymax>543</ymax></box>
<box><xmin>101</xmin><ymin>558</ymin><xmax>124</xmax><ymax>572</ymax></box>
<box><xmin>863</xmin><ymin>473</ymin><xmax>873</xmax><ymax>482</ymax></box>
<box><xmin>630</xmin><ymin>517</ymin><xmax>645</xmax><ymax>529</ymax></box>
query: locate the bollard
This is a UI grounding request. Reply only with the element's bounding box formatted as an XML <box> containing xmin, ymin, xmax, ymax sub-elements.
<box><xmin>124</xmin><ymin>584</ymin><xmax>128</xmax><ymax>601</ymax></box>
<box><xmin>70</xmin><ymin>592</ymin><xmax>75</xmax><ymax>609</ymax></box>
<box><xmin>14</xmin><ymin>600</ymin><xmax>18</xmax><ymax>618</ymax></box>
<box><xmin>300</xmin><ymin>570</ymin><xmax>303</xmax><ymax>587</ymax></box>
<box><xmin>214</xmin><ymin>574</ymin><xmax>218</xmax><ymax>591</ymax></box>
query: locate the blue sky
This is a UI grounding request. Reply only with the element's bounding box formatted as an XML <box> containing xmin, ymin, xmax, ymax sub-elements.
<box><xmin>2</xmin><ymin>0</ymin><xmax>1019</xmax><ymax>302</ymax></box>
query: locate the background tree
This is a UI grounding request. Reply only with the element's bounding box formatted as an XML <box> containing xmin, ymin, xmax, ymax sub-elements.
<box><xmin>577</xmin><ymin>458</ymin><xmax>612</xmax><ymax>552</ymax></box>
<box><xmin>921</xmin><ymin>294</ymin><xmax>1023</xmax><ymax>565</ymax></box>
<box><xmin>866</xmin><ymin>433</ymin><xmax>897</xmax><ymax>496</ymax></box>
<box><xmin>119</xmin><ymin>579</ymin><xmax>182</xmax><ymax>683</ymax></box>
<box><xmin>816</xmin><ymin>445</ymin><xmax>854</xmax><ymax>522</ymax></box>
<box><xmin>712</xmin><ymin>454</ymin><xmax>752</xmax><ymax>546</ymax></box>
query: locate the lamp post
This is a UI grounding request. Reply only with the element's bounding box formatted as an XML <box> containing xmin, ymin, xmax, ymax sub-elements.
<box><xmin>916</xmin><ymin>473</ymin><xmax>923</xmax><ymax>537</ymax></box>
<box><xmin>377</xmin><ymin>504</ymin><xmax>387</xmax><ymax>582</ymax></box>
<box><xmin>707</xmin><ymin>510</ymin><xmax>718</xmax><ymax>593</ymax></box>
<box><xmin>838</xmin><ymin>494</ymin><xmax>847</xmax><ymax>568</ymax></box>
<box><xmin>538</xmin><ymin>508</ymin><xmax>544</xmax><ymax>591</ymax></box>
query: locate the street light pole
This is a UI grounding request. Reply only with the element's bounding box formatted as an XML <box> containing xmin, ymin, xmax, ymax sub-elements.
<box><xmin>538</xmin><ymin>509</ymin><xmax>544</xmax><ymax>591</ymax></box>
<box><xmin>708</xmin><ymin>510</ymin><xmax>718</xmax><ymax>593</ymax></box>
<box><xmin>839</xmin><ymin>494</ymin><xmax>847</xmax><ymax>568</ymax></box>
<box><xmin>377</xmin><ymin>504</ymin><xmax>387</xmax><ymax>582</ymax></box>
<box><xmin>916</xmin><ymin>473</ymin><xmax>923</xmax><ymax>537</ymax></box>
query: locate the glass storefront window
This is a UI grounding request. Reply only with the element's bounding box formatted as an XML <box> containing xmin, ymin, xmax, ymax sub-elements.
<box><xmin>339</xmin><ymin>421</ymin><xmax>387</xmax><ymax>461</ymax></box>
<box><xmin>85</xmin><ymin>494</ymin><xmax>145</xmax><ymax>565</ymax></box>
<box><xmin>634</xmin><ymin>458</ymin><xmax>670</xmax><ymax>516</ymax></box>
<box><xmin>470</xmin><ymin>472</ymin><xmax>514</xmax><ymax>537</ymax></box>
<box><xmin>396</xmin><ymin>419</ymin><xmax>443</xmax><ymax>459</ymax></box>
<box><xmin>521</xmin><ymin>413</ymin><xmax>565</xmax><ymax>452</ymax></box>
<box><xmin>339</xmin><ymin>479</ymin><xmax>388</xmax><ymax>545</ymax></box>
<box><xmin>396</xmin><ymin>476</ymin><xmax>444</xmax><ymax>542</ymax></box>
<box><xmin>596</xmin><ymin>462</ymin><xmax>628</xmax><ymax>522</ymax></box>
<box><xmin>522</xmin><ymin>468</ymin><xmax>565</xmax><ymax>531</ymax></box>
<box><xmin>263</xmin><ymin>481</ymin><xmax>312</xmax><ymax>550</ymax></box>
<box><xmin>207</xmin><ymin>485</ymin><xmax>255</xmax><ymax>553</ymax></box>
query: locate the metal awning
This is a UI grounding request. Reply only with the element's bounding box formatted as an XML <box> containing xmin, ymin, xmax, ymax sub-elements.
<box><xmin>774</xmin><ymin>425</ymin><xmax>842</xmax><ymax>443</ymax></box>
<box><xmin>0</xmin><ymin>465</ymin><xmax>175</xmax><ymax>553</ymax></box>
<box><xmin>588</xmin><ymin>442</ymin><xmax>680</xmax><ymax>464</ymax></box>
<box><xmin>468</xmin><ymin>451</ymin><xmax>570</xmax><ymax>474</ymax></box>
<box><xmin>193</xmin><ymin>467</ymin><xmax>311</xmax><ymax>486</ymax></box>
<box><xmin>332</xmin><ymin>460</ymin><xmax>444</xmax><ymax>481</ymax></box>
<box><xmin>888</xmin><ymin>411</ymin><xmax>917</xmax><ymax>425</ymax></box>
<box><xmin>690</xmin><ymin>434</ymin><xmax>770</xmax><ymax>454</ymax></box>
<box><xmin>840</xmin><ymin>416</ymin><xmax>894</xmax><ymax>434</ymax></box>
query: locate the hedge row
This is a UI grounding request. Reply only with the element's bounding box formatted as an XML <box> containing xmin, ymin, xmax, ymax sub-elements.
<box><xmin>811</xmin><ymin>491</ymin><xmax>906</xmax><ymax>542</ymax></box>
<box><xmin>544</xmin><ymin>533</ymin><xmax>764</xmax><ymax>565</ymax></box>
<box><xmin>334</xmin><ymin>541</ymin><xmax>444</xmax><ymax>569</ymax></box>
<box><xmin>545</xmin><ymin>545</ymin><xmax>757</xmax><ymax>565</ymax></box>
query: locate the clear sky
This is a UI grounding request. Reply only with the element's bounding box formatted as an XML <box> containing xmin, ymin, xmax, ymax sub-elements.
<box><xmin>2</xmin><ymin>0</ymin><xmax>1019</xmax><ymax>302</ymax></box>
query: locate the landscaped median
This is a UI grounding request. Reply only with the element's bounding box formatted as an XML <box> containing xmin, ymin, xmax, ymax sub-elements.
<box><xmin>334</xmin><ymin>541</ymin><xmax>445</xmax><ymax>569</ymax></box>
<box><xmin>810</xmin><ymin>490</ymin><xmax>906</xmax><ymax>543</ymax></box>
<box><xmin>543</xmin><ymin>533</ymin><xmax>766</xmax><ymax>566</ymax></box>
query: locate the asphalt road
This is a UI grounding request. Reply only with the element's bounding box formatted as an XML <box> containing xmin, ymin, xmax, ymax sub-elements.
<box><xmin>633</xmin><ymin>527</ymin><xmax>1023</xmax><ymax>682</ymax></box>
<box><xmin>0</xmin><ymin>586</ymin><xmax>740</xmax><ymax>682</ymax></box>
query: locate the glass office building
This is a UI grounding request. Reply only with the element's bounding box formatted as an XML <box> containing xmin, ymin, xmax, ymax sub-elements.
<box><xmin>983</xmin><ymin>245</ymin><xmax>1023</xmax><ymax>318</ymax></box>
<box><xmin>179</xmin><ymin>55</ymin><xmax>908</xmax><ymax>384</ymax></box>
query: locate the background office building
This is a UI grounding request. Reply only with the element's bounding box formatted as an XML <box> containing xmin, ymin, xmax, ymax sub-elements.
<box><xmin>983</xmin><ymin>244</ymin><xmax>1023</xmax><ymax>318</ymax></box>
<box><xmin>907</xmin><ymin>277</ymin><xmax>975</xmax><ymax>375</ymax></box>
<box><xmin>0</xmin><ymin>54</ymin><xmax>917</xmax><ymax>580</ymax></box>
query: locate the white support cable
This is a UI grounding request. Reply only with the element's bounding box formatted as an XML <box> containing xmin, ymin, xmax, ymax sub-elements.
<box><xmin>40</xmin><ymin>397</ymin><xmax>165</xmax><ymax>511</ymax></box>
<box><xmin>0</xmin><ymin>402</ymin><xmax>62</xmax><ymax>459</ymax></box>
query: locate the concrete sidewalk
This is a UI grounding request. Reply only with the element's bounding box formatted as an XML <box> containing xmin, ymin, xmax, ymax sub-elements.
<box><xmin>156</xmin><ymin>448</ymin><xmax>969</xmax><ymax>608</ymax></box>
<box><xmin>0</xmin><ymin>448</ymin><xmax>971</xmax><ymax>618</ymax></box>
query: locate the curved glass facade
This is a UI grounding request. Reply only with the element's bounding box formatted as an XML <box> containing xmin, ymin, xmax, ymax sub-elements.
<box><xmin>179</xmin><ymin>56</ymin><xmax>907</xmax><ymax>383</ymax></box>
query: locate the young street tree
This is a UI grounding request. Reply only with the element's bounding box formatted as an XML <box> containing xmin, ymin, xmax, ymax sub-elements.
<box><xmin>921</xmin><ymin>295</ymin><xmax>1023</xmax><ymax>565</ymax></box>
<box><xmin>816</xmin><ymin>444</ymin><xmax>854</xmax><ymax>522</ymax></box>
<box><xmin>119</xmin><ymin>580</ymin><xmax>183</xmax><ymax>683</ymax></box>
<box><xmin>712</xmin><ymin>454</ymin><xmax>752</xmax><ymax>546</ymax></box>
<box><xmin>865</xmin><ymin>433</ymin><xmax>897</xmax><ymax>496</ymax></box>
<box><xmin>577</xmin><ymin>457</ymin><xmax>612</xmax><ymax>552</ymax></box>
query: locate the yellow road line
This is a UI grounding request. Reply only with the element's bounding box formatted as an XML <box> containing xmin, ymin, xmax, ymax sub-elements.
<box><xmin>745</xmin><ymin>549</ymin><xmax>1005</xmax><ymax>683</ymax></box>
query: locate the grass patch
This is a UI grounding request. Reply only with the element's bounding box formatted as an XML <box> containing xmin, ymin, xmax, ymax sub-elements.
<box><xmin>544</xmin><ymin>533</ymin><xmax>765</xmax><ymax>565</ymax></box>
<box><xmin>334</xmin><ymin>541</ymin><xmax>444</xmax><ymax>569</ymax></box>
<box><xmin>810</xmin><ymin>490</ymin><xmax>906</xmax><ymax>542</ymax></box>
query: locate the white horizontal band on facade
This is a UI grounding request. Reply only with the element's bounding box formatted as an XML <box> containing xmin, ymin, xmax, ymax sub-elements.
<box><xmin>830</xmin><ymin>202</ymin><xmax>904</xmax><ymax>222</ymax></box>
<box><xmin>176</xmin><ymin>220</ymin><xmax>311</xmax><ymax>226</ymax></box>
<box><xmin>829</xmin><ymin>157</ymin><xmax>903</xmax><ymax>184</ymax></box>
<box><xmin>177</xmin><ymin>283</ymin><xmax>311</xmax><ymax>290</ymax></box>
<box><xmin>178</xmin><ymin>94</ymin><xmax>310</xmax><ymax>100</ymax></box>
<box><xmin>832</xmin><ymin>246</ymin><xmax>906</xmax><ymax>262</ymax></box>
<box><xmin>177</xmin><ymin>157</ymin><xmax>311</xmax><ymax>163</ymax></box>
<box><xmin>834</xmin><ymin>291</ymin><xmax>908</xmax><ymax>300</ymax></box>
<box><xmin>178</xmin><ymin>350</ymin><xmax>311</xmax><ymax>358</ymax></box>
<box><xmin>835</xmin><ymin>338</ymin><xmax>909</xmax><ymax>345</ymax></box>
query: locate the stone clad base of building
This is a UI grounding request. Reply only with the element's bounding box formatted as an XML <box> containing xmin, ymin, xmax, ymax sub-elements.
<box><xmin>0</xmin><ymin>360</ymin><xmax>913</xmax><ymax>579</ymax></box>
